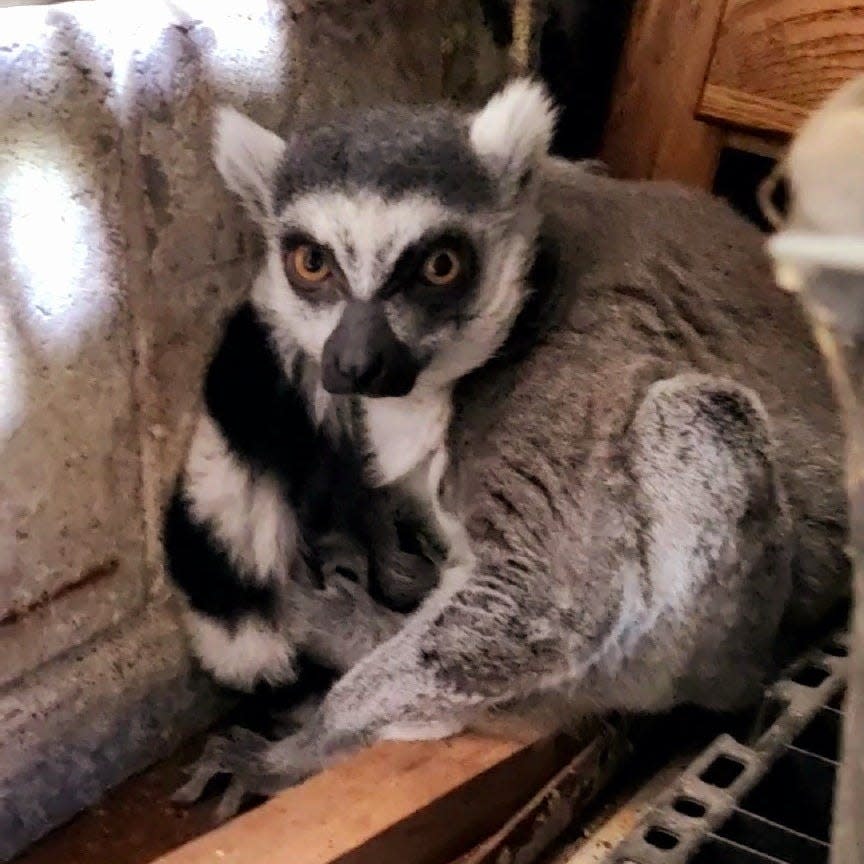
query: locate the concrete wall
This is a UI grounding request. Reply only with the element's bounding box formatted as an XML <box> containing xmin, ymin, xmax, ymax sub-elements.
<box><xmin>0</xmin><ymin>1</ymin><xmax>507</xmax><ymax>856</ymax></box>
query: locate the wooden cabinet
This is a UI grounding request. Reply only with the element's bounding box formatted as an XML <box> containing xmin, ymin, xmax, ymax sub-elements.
<box><xmin>602</xmin><ymin>0</ymin><xmax>864</xmax><ymax>186</ymax></box>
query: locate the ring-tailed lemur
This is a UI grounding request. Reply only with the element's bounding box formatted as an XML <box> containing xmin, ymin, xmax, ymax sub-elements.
<box><xmin>167</xmin><ymin>79</ymin><xmax>848</xmax><ymax>819</ymax></box>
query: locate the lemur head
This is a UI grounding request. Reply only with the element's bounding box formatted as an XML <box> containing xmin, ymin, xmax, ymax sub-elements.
<box><xmin>214</xmin><ymin>79</ymin><xmax>556</xmax><ymax>398</ymax></box>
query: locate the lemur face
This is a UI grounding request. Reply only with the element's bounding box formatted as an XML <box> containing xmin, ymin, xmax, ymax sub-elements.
<box><xmin>213</xmin><ymin>79</ymin><xmax>556</xmax><ymax>397</ymax></box>
<box><xmin>274</xmin><ymin>192</ymin><xmax>484</xmax><ymax>398</ymax></box>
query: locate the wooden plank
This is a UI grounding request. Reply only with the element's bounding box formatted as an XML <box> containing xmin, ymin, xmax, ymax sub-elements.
<box><xmin>704</xmin><ymin>0</ymin><xmax>864</xmax><ymax>134</ymax></box>
<box><xmin>459</xmin><ymin>728</ymin><xmax>626</xmax><ymax>864</ymax></box>
<box><xmin>600</xmin><ymin>0</ymin><xmax>727</xmax><ymax>187</ymax></box>
<box><xmin>724</xmin><ymin>130</ymin><xmax>787</xmax><ymax>161</ymax></box>
<box><xmin>151</xmin><ymin>734</ymin><xmax>580</xmax><ymax>864</ymax></box>
<box><xmin>561</xmin><ymin>757</ymin><xmax>693</xmax><ymax>864</ymax></box>
<box><xmin>700</xmin><ymin>83</ymin><xmax>808</xmax><ymax>135</ymax></box>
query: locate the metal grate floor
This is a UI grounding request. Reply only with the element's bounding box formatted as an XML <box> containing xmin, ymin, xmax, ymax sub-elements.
<box><xmin>606</xmin><ymin>633</ymin><xmax>849</xmax><ymax>864</ymax></box>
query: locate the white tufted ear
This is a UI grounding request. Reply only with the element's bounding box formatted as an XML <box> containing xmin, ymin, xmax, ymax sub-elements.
<box><xmin>213</xmin><ymin>106</ymin><xmax>286</xmax><ymax>223</ymax></box>
<box><xmin>469</xmin><ymin>78</ymin><xmax>556</xmax><ymax>201</ymax></box>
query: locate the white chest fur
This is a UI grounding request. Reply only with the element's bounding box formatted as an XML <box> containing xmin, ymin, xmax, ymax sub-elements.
<box><xmin>361</xmin><ymin>386</ymin><xmax>452</xmax><ymax>487</ymax></box>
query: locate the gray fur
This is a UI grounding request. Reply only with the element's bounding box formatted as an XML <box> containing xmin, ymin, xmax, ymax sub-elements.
<box><xmin>274</xmin><ymin>105</ymin><xmax>495</xmax><ymax>211</ymax></box>
<box><xmin>177</xmin><ymin>90</ymin><xmax>847</xmax><ymax>814</ymax></box>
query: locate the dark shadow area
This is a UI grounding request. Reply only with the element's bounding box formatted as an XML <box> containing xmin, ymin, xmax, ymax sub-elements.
<box><xmin>712</xmin><ymin>147</ymin><xmax>787</xmax><ymax>232</ymax></box>
<box><xmin>537</xmin><ymin>1</ymin><xmax>634</xmax><ymax>159</ymax></box>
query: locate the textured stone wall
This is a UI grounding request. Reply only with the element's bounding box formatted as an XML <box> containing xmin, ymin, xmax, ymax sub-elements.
<box><xmin>0</xmin><ymin>1</ymin><xmax>506</xmax><ymax>856</ymax></box>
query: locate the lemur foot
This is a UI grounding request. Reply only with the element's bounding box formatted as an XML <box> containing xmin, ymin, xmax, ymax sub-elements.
<box><xmin>173</xmin><ymin>724</ymin><xmax>321</xmax><ymax>822</ymax></box>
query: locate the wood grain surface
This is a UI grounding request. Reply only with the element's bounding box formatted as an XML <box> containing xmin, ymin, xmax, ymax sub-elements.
<box><xmin>701</xmin><ymin>0</ymin><xmax>864</xmax><ymax>134</ymax></box>
<box><xmin>150</xmin><ymin>734</ymin><xmax>581</xmax><ymax>864</ymax></box>
<box><xmin>600</xmin><ymin>0</ymin><xmax>727</xmax><ymax>186</ymax></box>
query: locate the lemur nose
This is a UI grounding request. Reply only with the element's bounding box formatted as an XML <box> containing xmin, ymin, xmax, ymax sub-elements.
<box><xmin>322</xmin><ymin>300</ymin><xmax>419</xmax><ymax>397</ymax></box>
<box><xmin>336</xmin><ymin>351</ymin><xmax>383</xmax><ymax>389</ymax></box>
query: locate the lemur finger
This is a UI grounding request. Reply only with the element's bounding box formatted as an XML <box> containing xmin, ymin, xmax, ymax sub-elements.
<box><xmin>172</xmin><ymin>727</ymin><xmax>270</xmax><ymax>805</ymax></box>
<box><xmin>314</xmin><ymin>533</ymin><xmax>370</xmax><ymax>592</ymax></box>
<box><xmin>213</xmin><ymin>780</ymin><xmax>253</xmax><ymax>824</ymax></box>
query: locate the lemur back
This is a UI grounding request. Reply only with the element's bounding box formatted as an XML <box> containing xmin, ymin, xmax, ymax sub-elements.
<box><xmin>451</xmin><ymin>160</ymin><xmax>846</xmax><ymax>651</ymax></box>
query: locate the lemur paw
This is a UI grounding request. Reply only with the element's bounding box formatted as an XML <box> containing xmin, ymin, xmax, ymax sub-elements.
<box><xmin>300</xmin><ymin>567</ymin><xmax>393</xmax><ymax>620</ymax></box>
<box><xmin>173</xmin><ymin>725</ymin><xmax>319</xmax><ymax>822</ymax></box>
<box><xmin>323</xmin><ymin>570</ymin><xmax>372</xmax><ymax>601</ymax></box>
<box><xmin>315</xmin><ymin>532</ymin><xmax>370</xmax><ymax>592</ymax></box>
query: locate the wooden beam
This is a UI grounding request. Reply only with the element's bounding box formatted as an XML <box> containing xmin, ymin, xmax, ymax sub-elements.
<box><xmin>703</xmin><ymin>0</ymin><xmax>864</xmax><ymax>132</ymax></box>
<box><xmin>699</xmin><ymin>84</ymin><xmax>807</xmax><ymax>137</ymax></box>
<box><xmin>600</xmin><ymin>0</ymin><xmax>727</xmax><ymax>187</ymax></box>
<box><xmin>458</xmin><ymin>728</ymin><xmax>625</xmax><ymax>864</ymax></box>
<box><xmin>151</xmin><ymin>734</ymin><xmax>581</xmax><ymax>864</ymax></box>
<box><xmin>723</xmin><ymin>130</ymin><xmax>786</xmax><ymax>162</ymax></box>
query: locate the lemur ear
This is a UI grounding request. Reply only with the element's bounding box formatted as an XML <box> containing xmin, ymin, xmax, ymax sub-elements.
<box><xmin>213</xmin><ymin>106</ymin><xmax>286</xmax><ymax>223</ymax></box>
<box><xmin>469</xmin><ymin>78</ymin><xmax>557</xmax><ymax>201</ymax></box>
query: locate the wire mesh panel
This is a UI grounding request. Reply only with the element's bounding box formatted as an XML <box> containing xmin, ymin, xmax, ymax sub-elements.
<box><xmin>606</xmin><ymin>635</ymin><xmax>848</xmax><ymax>864</ymax></box>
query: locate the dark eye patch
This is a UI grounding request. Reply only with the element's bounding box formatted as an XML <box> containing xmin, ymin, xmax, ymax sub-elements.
<box><xmin>379</xmin><ymin>230</ymin><xmax>479</xmax><ymax>315</ymax></box>
<box><xmin>281</xmin><ymin>230</ymin><xmax>329</xmax><ymax>257</ymax></box>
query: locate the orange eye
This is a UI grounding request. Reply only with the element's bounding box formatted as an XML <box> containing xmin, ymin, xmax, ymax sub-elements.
<box><xmin>422</xmin><ymin>249</ymin><xmax>461</xmax><ymax>286</ymax></box>
<box><xmin>289</xmin><ymin>243</ymin><xmax>332</xmax><ymax>285</ymax></box>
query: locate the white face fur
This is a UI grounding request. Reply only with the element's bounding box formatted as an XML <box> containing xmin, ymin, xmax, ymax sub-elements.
<box><xmin>213</xmin><ymin>79</ymin><xmax>556</xmax><ymax>399</ymax></box>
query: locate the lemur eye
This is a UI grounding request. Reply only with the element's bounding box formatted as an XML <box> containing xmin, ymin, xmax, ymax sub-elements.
<box><xmin>287</xmin><ymin>243</ymin><xmax>332</xmax><ymax>286</ymax></box>
<box><xmin>422</xmin><ymin>249</ymin><xmax>461</xmax><ymax>286</ymax></box>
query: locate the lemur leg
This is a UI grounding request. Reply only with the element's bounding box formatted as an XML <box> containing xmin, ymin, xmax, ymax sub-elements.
<box><xmin>569</xmin><ymin>374</ymin><xmax>792</xmax><ymax>713</ymax></box>
<box><xmin>291</xmin><ymin>573</ymin><xmax>405</xmax><ymax>673</ymax></box>
<box><xmin>263</xmin><ymin>573</ymin><xmax>408</xmax><ymax>739</ymax></box>
<box><xmin>172</xmin><ymin>571</ymin><xmax>405</xmax><ymax>813</ymax></box>
<box><xmin>181</xmin><ymin>375</ymin><xmax>791</xmax><ymax>818</ymax></box>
